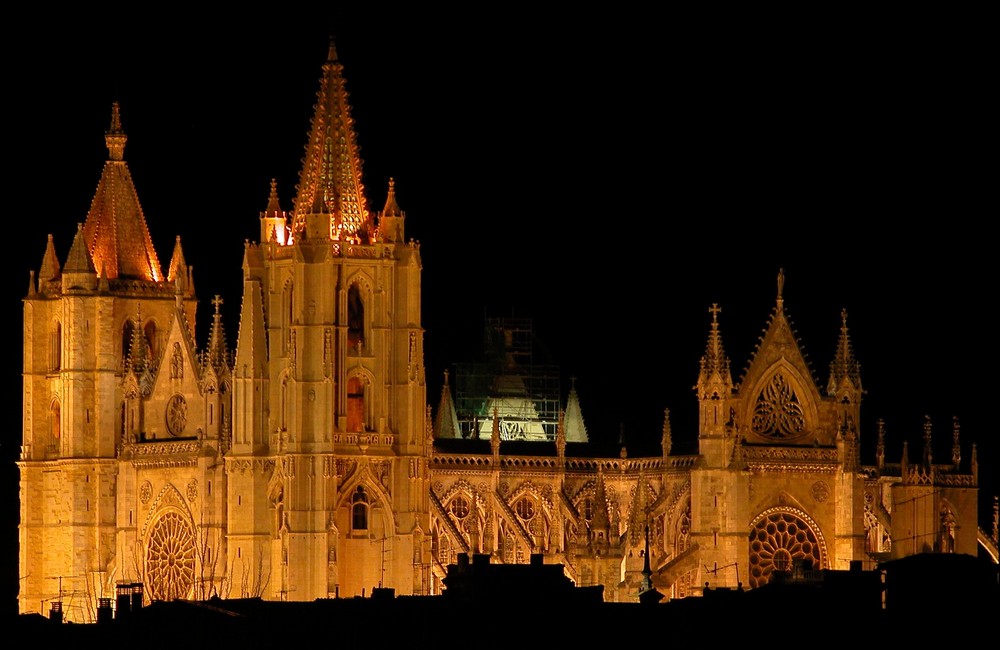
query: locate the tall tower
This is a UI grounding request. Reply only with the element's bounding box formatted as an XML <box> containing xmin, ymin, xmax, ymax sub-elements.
<box><xmin>228</xmin><ymin>40</ymin><xmax>430</xmax><ymax>601</ymax></box>
<box><xmin>19</xmin><ymin>103</ymin><xmax>206</xmax><ymax>618</ymax></box>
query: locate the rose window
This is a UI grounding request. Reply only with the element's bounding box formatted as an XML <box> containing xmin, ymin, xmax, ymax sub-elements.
<box><xmin>146</xmin><ymin>511</ymin><xmax>196</xmax><ymax>601</ymax></box>
<box><xmin>748</xmin><ymin>511</ymin><xmax>822</xmax><ymax>588</ymax></box>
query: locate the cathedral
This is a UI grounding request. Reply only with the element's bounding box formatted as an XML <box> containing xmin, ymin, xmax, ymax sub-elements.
<box><xmin>19</xmin><ymin>40</ymin><xmax>998</xmax><ymax>622</ymax></box>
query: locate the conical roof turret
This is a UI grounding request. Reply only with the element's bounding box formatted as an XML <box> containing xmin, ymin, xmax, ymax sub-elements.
<box><xmin>63</xmin><ymin>222</ymin><xmax>96</xmax><ymax>274</ymax></box>
<box><xmin>81</xmin><ymin>102</ymin><xmax>164</xmax><ymax>282</ymax></box>
<box><xmin>563</xmin><ymin>377</ymin><xmax>589</xmax><ymax>443</ymax></box>
<box><xmin>290</xmin><ymin>39</ymin><xmax>371</xmax><ymax>243</ymax></box>
<box><xmin>38</xmin><ymin>234</ymin><xmax>61</xmax><ymax>282</ymax></box>
<box><xmin>260</xmin><ymin>178</ymin><xmax>289</xmax><ymax>245</ymax></box>
<box><xmin>167</xmin><ymin>236</ymin><xmax>190</xmax><ymax>294</ymax></box>
<box><xmin>434</xmin><ymin>370</ymin><xmax>461</xmax><ymax>438</ymax></box>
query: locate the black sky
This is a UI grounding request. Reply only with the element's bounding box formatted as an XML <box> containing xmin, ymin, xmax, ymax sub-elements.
<box><xmin>6</xmin><ymin>10</ymin><xmax>996</xmax><ymax>612</ymax></box>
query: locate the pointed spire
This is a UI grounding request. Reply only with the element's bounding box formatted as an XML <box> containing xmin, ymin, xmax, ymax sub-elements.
<box><xmin>555</xmin><ymin>409</ymin><xmax>566</xmax><ymax>459</ymax></box>
<box><xmin>922</xmin><ymin>415</ymin><xmax>933</xmax><ymax>467</ymax></box>
<box><xmin>876</xmin><ymin>418</ymin><xmax>886</xmax><ymax>471</ymax></box>
<box><xmin>126</xmin><ymin>307</ymin><xmax>153</xmax><ymax>387</ymax></box>
<box><xmin>697</xmin><ymin>303</ymin><xmax>732</xmax><ymax>398</ymax></box>
<box><xmin>433</xmin><ymin>369</ymin><xmax>461</xmax><ymax>438</ymax></box>
<box><xmin>64</xmin><ymin>222</ymin><xmax>96</xmax><ymax>274</ymax></box>
<box><xmin>105</xmin><ymin>101</ymin><xmax>127</xmax><ymax>162</ymax></box>
<box><xmin>638</xmin><ymin>524</ymin><xmax>663</xmax><ymax>604</ymax></box>
<box><xmin>234</xmin><ymin>278</ymin><xmax>268</xmax><ymax>379</ymax></box>
<box><xmin>661</xmin><ymin>408</ymin><xmax>672</xmax><ymax>457</ymax></box>
<box><xmin>167</xmin><ymin>236</ymin><xmax>188</xmax><ymax>292</ymax></box>
<box><xmin>377</xmin><ymin>177</ymin><xmax>406</xmax><ymax>243</ymax></box>
<box><xmin>619</xmin><ymin>423</ymin><xmax>627</xmax><ymax>459</ymax></box>
<box><xmin>993</xmin><ymin>496</ymin><xmax>998</xmax><ymax>545</ymax></box>
<box><xmin>776</xmin><ymin>267</ymin><xmax>785</xmax><ymax>310</ymax></box>
<box><xmin>827</xmin><ymin>308</ymin><xmax>862</xmax><ymax>395</ymax></box>
<box><xmin>383</xmin><ymin>177</ymin><xmax>401</xmax><ymax>217</ymax></box>
<box><xmin>951</xmin><ymin>416</ymin><xmax>961</xmax><ymax>468</ymax></box>
<box><xmin>562</xmin><ymin>377</ymin><xmax>589</xmax><ymax>443</ymax></box>
<box><xmin>38</xmin><ymin>234</ymin><xmax>61</xmax><ymax>282</ymax></box>
<box><xmin>205</xmin><ymin>295</ymin><xmax>231</xmax><ymax>373</ymax></box>
<box><xmin>82</xmin><ymin>103</ymin><xmax>163</xmax><ymax>282</ymax></box>
<box><xmin>491</xmin><ymin>407</ymin><xmax>501</xmax><ymax>456</ymax></box>
<box><xmin>261</xmin><ymin>178</ymin><xmax>289</xmax><ymax>245</ymax></box>
<box><xmin>291</xmin><ymin>37</ymin><xmax>370</xmax><ymax>242</ymax></box>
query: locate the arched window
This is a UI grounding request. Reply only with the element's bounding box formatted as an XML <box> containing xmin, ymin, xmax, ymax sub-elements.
<box><xmin>352</xmin><ymin>486</ymin><xmax>369</xmax><ymax>531</ymax></box>
<box><xmin>49</xmin><ymin>400</ymin><xmax>61</xmax><ymax>454</ymax></box>
<box><xmin>144</xmin><ymin>320</ymin><xmax>158</xmax><ymax>363</ymax></box>
<box><xmin>49</xmin><ymin>321</ymin><xmax>61</xmax><ymax>372</ymax></box>
<box><xmin>347</xmin><ymin>284</ymin><xmax>364</xmax><ymax>350</ymax></box>
<box><xmin>347</xmin><ymin>376</ymin><xmax>366</xmax><ymax>433</ymax></box>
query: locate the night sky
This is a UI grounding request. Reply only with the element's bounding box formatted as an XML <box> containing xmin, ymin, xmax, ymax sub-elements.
<box><xmin>6</xmin><ymin>11</ymin><xmax>996</xmax><ymax>613</ymax></box>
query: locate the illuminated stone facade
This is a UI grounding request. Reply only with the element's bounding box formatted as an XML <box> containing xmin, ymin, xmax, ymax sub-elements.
<box><xmin>19</xmin><ymin>42</ymin><xmax>996</xmax><ymax>622</ymax></box>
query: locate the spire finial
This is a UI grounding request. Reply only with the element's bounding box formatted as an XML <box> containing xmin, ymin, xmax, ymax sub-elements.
<box><xmin>106</xmin><ymin>102</ymin><xmax>127</xmax><ymax>161</ymax></box>
<box><xmin>777</xmin><ymin>268</ymin><xmax>785</xmax><ymax>306</ymax></box>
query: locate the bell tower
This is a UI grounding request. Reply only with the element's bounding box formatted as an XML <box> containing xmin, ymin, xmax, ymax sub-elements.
<box><xmin>19</xmin><ymin>103</ymin><xmax>198</xmax><ymax>617</ymax></box>
<box><xmin>228</xmin><ymin>40</ymin><xmax>430</xmax><ymax>601</ymax></box>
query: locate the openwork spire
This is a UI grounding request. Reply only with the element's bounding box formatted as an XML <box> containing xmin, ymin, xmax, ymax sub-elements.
<box><xmin>204</xmin><ymin>295</ymin><xmax>231</xmax><ymax>373</ymax></box>
<box><xmin>696</xmin><ymin>303</ymin><xmax>732</xmax><ymax>398</ymax></box>
<box><xmin>291</xmin><ymin>38</ymin><xmax>370</xmax><ymax>242</ymax></box>
<box><xmin>827</xmin><ymin>308</ymin><xmax>862</xmax><ymax>395</ymax></box>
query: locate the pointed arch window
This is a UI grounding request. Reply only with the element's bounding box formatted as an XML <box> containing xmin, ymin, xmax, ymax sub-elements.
<box><xmin>49</xmin><ymin>321</ymin><xmax>62</xmax><ymax>372</ymax></box>
<box><xmin>347</xmin><ymin>375</ymin><xmax>367</xmax><ymax>432</ymax></box>
<box><xmin>347</xmin><ymin>284</ymin><xmax>364</xmax><ymax>350</ymax></box>
<box><xmin>49</xmin><ymin>400</ymin><xmax>61</xmax><ymax>455</ymax></box>
<box><xmin>144</xmin><ymin>320</ymin><xmax>159</xmax><ymax>364</ymax></box>
<box><xmin>352</xmin><ymin>486</ymin><xmax>370</xmax><ymax>532</ymax></box>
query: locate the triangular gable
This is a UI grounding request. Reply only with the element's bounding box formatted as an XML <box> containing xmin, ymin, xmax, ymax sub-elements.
<box><xmin>143</xmin><ymin>306</ymin><xmax>204</xmax><ymax>440</ymax></box>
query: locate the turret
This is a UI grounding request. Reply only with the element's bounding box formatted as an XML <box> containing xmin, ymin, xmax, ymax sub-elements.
<box><xmin>695</xmin><ymin>303</ymin><xmax>733</xmax><ymax>466</ymax></box>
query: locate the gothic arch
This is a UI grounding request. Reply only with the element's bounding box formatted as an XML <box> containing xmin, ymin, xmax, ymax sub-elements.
<box><xmin>140</xmin><ymin>483</ymin><xmax>197</xmax><ymax>603</ymax></box>
<box><xmin>506</xmin><ymin>481</ymin><xmax>553</xmax><ymax>552</ymax></box>
<box><xmin>346</xmin><ymin>367</ymin><xmax>375</xmax><ymax>432</ymax></box>
<box><xmin>143</xmin><ymin>318</ymin><xmax>160</xmax><ymax>364</ymax></box>
<box><xmin>47</xmin><ymin>397</ymin><xmax>61</xmax><ymax>455</ymax></box>
<box><xmin>335</xmin><ymin>464</ymin><xmax>394</xmax><ymax>532</ymax></box>
<box><xmin>344</xmin><ymin>272</ymin><xmax>374</xmax><ymax>351</ymax></box>
<box><xmin>49</xmin><ymin>320</ymin><xmax>61</xmax><ymax>372</ymax></box>
<box><xmin>748</xmin><ymin>506</ymin><xmax>828</xmax><ymax>588</ymax></box>
<box><xmin>743</xmin><ymin>361</ymin><xmax>820</xmax><ymax>442</ymax></box>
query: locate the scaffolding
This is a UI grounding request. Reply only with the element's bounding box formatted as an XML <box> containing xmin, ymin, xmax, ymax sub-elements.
<box><xmin>453</xmin><ymin>317</ymin><xmax>561</xmax><ymax>441</ymax></box>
